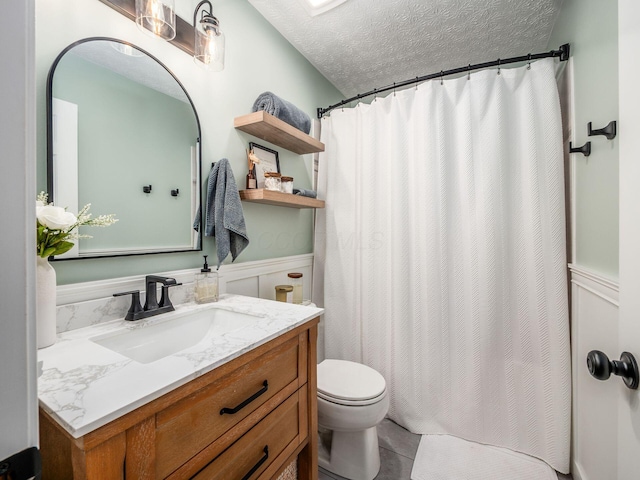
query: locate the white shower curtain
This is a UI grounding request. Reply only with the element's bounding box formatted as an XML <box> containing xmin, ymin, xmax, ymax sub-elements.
<box><xmin>313</xmin><ymin>58</ymin><xmax>571</xmax><ymax>473</ymax></box>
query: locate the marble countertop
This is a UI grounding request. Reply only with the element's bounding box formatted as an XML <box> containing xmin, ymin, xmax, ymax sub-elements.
<box><xmin>38</xmin><ymin>294</ymin><xmax>323</xmax><ymax>438</ymax></box>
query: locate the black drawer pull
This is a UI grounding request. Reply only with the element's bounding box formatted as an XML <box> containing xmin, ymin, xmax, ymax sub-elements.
<box><xmin>220</xmin><ymin>380</ymin><xmax>268</xmax><ymax>415</ymax></box>
<box><xmin>241</xmin><ymin>446</ymin><xmax>268</xmax><ymax>480</ymax></box>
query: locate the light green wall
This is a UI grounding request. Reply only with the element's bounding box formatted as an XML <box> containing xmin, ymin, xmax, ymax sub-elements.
<box><xmin>547</xmin><ymin>0</ymin><xmax>619</xmax><ymax>278</ymax></box>
<box><xmin>54</xmin><ymin>53</ymin><xmax>197</xmax><ymax>251</ymax></box>
<box><xmin>36</xmin><ymin>0</ymin><xmax>343</xmax><ymax>285</ymax></box>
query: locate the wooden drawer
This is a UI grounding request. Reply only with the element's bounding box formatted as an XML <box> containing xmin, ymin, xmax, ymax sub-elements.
<box><xmin>156</xmin><ymin>336</ymin><xmax>302</xmax><ymax>478</ymax></box>
<box><xmin>191</xmin><ymin>390</ymin><xmax>302</xmax><ymax>480</ymax></box>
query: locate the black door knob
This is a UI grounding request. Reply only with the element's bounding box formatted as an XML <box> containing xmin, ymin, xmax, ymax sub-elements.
<box><xmin>586</xmin><ymin>350</ymin><xmax>611</xmax><ymax>380</ymax></box>
<box><xmin>587</xmin><ymin>350</ymin><xmax>639</xmax><ymax>390</ymax></box>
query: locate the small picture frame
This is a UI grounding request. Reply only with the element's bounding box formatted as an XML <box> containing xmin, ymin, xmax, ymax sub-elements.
<box><xmin>249</xmin><ymin>142</ymin><xmax>280</xmax><ymax>189</ymax></box>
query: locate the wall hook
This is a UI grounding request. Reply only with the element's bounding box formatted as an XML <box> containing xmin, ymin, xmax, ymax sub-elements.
<box><xmin>143</xmin><ymin>185</ymin><xmax>152</xmax><ymax>194</ymax></box>
<box><xmin>171</xmin><ymin>188</ymin><xmax>179</xmax><ymax>197</ymax></box>
<box><xmin>588</xmin><ymin>121</ymin><xmax>617</xmax><ymax>140</ymax></box>
<box><xmin>569</xmin><ymin>141</ymin><xmax>591</xmax><ymax>157</ymax></box>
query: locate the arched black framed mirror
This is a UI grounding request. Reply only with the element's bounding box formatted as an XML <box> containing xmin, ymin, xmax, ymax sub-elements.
<box><xmin>46</xmin><ymin>37</ymin><xmax>202</xmax><ymax>260</ymax></box>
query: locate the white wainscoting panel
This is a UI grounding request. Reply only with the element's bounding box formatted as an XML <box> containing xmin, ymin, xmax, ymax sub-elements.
<box><xmin>569</xmin><ymin>264</ymin><xmax>619</xmax><ymax>480</ymax></box>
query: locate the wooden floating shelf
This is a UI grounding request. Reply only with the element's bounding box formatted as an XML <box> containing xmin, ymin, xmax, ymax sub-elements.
<box><xmin>234</xmin><ymin>111</ymin><xmax>325</xmax><ymax>155</ymax></box>
<box><xmin>239</xmin><ymin>189</ymin><xmax>325</xmax><ymax>209</ymax></box>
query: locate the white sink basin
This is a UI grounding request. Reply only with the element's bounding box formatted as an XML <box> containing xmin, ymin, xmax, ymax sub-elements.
<box><xmin>91</xmin><ymin>308</ymin><xmax>259</xmax><ymax>364</ymax></box>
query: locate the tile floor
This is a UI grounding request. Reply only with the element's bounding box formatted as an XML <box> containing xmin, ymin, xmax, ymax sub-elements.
<box><xmin>318</xmin><ymin>418</ymin><xmax>573</xmax><ymax>480</ymax></box>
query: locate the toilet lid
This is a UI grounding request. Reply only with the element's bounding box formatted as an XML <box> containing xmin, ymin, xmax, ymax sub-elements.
<box><xmin>317</xmin><ymin>359</ymin><xmax>386</xmax><ymax>402</ymax></box>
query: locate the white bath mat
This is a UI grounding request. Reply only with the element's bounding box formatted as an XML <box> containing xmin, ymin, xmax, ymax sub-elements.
<box><xmin>411</xmin><ymin>434</ymin><xmax>557</xmax><ymax>480</ymax></box>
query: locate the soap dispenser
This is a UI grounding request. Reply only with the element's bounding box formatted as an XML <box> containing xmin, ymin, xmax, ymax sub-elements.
<box><xmin>195</xmin><ymin>255</ymin><xmax>218</xmax><ymax>304</ymax></box>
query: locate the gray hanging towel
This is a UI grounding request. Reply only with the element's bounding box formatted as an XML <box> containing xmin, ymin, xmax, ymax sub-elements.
<box><xmin>202</xmin><ymin>159</ymin><xmax>249</xmax><ymax>268</ymax></box>
<box><xmin>252</xmin><ymin>91</ymin><xmax>312</xmax><ymax>134</ymax></box>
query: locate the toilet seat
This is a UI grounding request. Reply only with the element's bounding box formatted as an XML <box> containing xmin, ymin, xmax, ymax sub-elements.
<box><xmin>317</xmin><ymin>359</ymin><xmax>387</xmax><ymax>406</ymax></box>
<box><xmin>318</xmin><ymin>388</ymin><xmax>387</xmax><ymax>406</ymax></box>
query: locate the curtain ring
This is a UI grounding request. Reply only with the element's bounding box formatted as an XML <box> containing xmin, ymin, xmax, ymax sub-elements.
<box><xmin>440</xmin><ymin>70</ymin><xmax>444</xmax><ymax>85</ymax></box>
<box><xmin>415</xmin><ymin>76</ymin><xmax>419</xmax><ymax>90</ymax></box>
<box><xmin>393</xmin><ymin>82</ymin><xmax>396</xmax><ymax>97</ymax></box>
<box><xmin>467</xmin><ymin>64</ymin><xmax>472</xmax><ymax>80</ymax></box>
<box><xmin>527</xmin><ymin>53</ymin><xmax>532</xmax><ymax>70</ymax></box>
<box><xmin>497</xmin><ymin>58</ymin><xmax>501</xmax><ymax>75</ymax></box>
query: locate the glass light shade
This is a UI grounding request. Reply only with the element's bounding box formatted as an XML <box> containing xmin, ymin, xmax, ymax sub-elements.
<box><xmin>110</xmin><ymin>42</ymin><xmax>145</xmax><ymax>57</ymax></box>
<box><xmin>194</xmin><ymin>28</ymin><xmax>225</xmax><ymax>72</ymax></box>
<box><xmin>135</xmin><ymin>0</ymin><xmax>176</xmax><ymax>41</ymax></box>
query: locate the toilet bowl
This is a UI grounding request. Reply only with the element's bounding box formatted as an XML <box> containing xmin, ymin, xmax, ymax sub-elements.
<box><xmin>317</xmin><ymin>359</ymin><xmax>389</xmax><ymax>480</ymax></box>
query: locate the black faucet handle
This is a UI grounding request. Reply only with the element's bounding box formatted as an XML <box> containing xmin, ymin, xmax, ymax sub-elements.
<box><xmin>159</xmin><ymin>283</ymin><xmax>182</xmax><ymax>309</ymax></box>
<box><xmin>113</xmin><ymin>290</ymin><xmax>143</xmax><ymax>321</ymax></box>
<box><xmin>146</xmin><ymin>275</ymin><xmax>178</xmax><ymax>285</ymax></box>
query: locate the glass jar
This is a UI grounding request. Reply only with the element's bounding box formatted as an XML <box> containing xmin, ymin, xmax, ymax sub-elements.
<box><xmin>246</xmin><ymin>169</ymin><xmax>257</xmax><ymax>189</ymax></box>
<box><xmin>281</xmin><ymin>176</ymin><xmax>294</xmax><ymax>194</ymax></box>
<box><xmin>264</xmin><ymin>172</ymin><xmax>282</xmax><ymax>191</ymax></box>
<box><xmin>287</xmin><ymin>272</ymin><xmax>303</xmax><ymax>304</ymax></box>
<box><xmin>275</xmin><ymin>285</ymin><xmax>293</xmax><ymax>302</ymax></box>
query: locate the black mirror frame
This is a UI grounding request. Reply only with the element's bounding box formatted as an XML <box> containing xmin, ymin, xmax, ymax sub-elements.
<box><xmin>46</xmin><ymin>37</ymin><xmax>203</xmax><ymax>261</ymax></box>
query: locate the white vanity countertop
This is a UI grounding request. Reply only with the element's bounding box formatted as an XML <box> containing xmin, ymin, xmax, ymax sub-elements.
<box><xmin>37</xmin><ymin>294</ymin><xmax>323</xmax><ymax>438</ymax></box>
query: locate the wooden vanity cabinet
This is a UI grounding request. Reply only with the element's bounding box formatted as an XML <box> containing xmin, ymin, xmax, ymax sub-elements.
<box><xmin>40</xmin><ymin>319</ymin><xmax>319</xmax><ymax>480</ymax></box>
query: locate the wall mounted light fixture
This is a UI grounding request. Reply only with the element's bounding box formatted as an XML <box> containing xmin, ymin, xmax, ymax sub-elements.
<box><xmin>98</xmin><ymin>0</ymin><xmax>196</xmax><ymax>57</ymax></box>
<box><xmin>99</xmin><ymin>0</ymin><xmax>226</xmax><ymax>70</ymax></box>
<box><xmin>193</xmin><ymin>1</ymin><xmax>225</xmax><ymax>71</ymax></box>
<box><xmin>135</xmin><ymin>0</ymin><xmax>176</xmax><ymax>41</ymax></box>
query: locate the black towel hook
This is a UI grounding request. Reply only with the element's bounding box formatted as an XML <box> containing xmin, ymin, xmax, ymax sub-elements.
<box><xmin>570</xmin><ymin>141</ymin><xmax>591</xmax><ymax>157</ymax></box>
<box><xmin>588</xmin><ymin>121</ymin><xmax>617</xmax><ymax>140</ymax></box>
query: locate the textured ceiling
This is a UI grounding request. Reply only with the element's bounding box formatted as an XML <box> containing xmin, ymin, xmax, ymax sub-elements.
<box><xmin>248</xmin><ymin>0</ymin><xmax>562</xmax><ymax>97</ymax></box>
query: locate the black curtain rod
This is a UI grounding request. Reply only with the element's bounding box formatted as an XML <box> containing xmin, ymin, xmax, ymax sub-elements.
<box><xmin>317</xmin><ymin>44</ymin><xmax>570</xmax><ymax>118</ymax></box>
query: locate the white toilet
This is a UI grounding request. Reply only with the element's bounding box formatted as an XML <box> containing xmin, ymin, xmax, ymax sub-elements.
<box><xmin>317</xmin><ymin>359</ymin><xmax>390</xmax><ymax>480</ymax></box>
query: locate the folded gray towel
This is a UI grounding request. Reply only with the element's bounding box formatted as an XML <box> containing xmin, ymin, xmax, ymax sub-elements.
<box><xmin>252</xmin><ymin>91</ymin><xmax>311</xmax><ymax>134</ymax></box>
<box><xmin>293</xmin><ymin>188</ymin><xmax>317</xmax><ymax>198</ymax></box>
<box><xmin>200</xmin><ymin>159</ymin><xmax>249</xmax><ymax>268</ymax></box>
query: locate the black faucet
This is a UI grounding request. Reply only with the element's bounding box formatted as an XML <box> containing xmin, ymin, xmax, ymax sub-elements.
<box><xmin>114</xmin><ymin>275</ymin><xmax>182</xmax><ymax>321</ymax></box>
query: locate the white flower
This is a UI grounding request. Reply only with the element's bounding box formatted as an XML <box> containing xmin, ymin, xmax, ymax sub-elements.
<box><xmin>37</xmin><ymin>205</ymin><xmax>77</xmax><ymax>231</ymax></box>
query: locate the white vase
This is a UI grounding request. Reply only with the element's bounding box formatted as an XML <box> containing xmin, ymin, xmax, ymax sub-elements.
<box><xmin>36</xmin><ymin>256</ymin><xmax>57</xmax><ymax>348</ymax></box>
